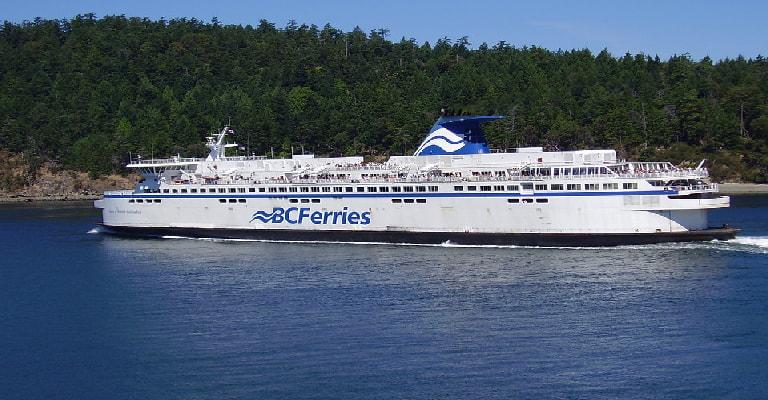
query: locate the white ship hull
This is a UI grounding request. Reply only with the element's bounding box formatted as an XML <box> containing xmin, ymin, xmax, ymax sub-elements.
<box><xmin>95</xmin><ymin>182</ymin><xmax>736</xmax><ymax>246</ymax></box>
<box><xmin>95</xmin><ymin>116</ymin><xmax>739</xmax><ymax>246</ymax></box>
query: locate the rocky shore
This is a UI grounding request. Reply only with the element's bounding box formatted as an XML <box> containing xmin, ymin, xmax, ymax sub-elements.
<box><xmin>0</xmin><ymin>168</ymin><xmax>137</xmax><ymax>203</ymax></box>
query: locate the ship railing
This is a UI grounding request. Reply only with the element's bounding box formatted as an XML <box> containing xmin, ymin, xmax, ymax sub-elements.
<box><xmin>130</xmin><ymin>154</ymin><xmax>270</xmax><ymax>165</ymax></box>
<box><xmin>214</xmin><ymin>155</ymin><xmax>268</xmax><ymax>161</ymax></box>
<box><xmin>130</xmin><ymin>156</ymin><xmax>201</xmax><ymax>165</ymax></box>
<box><xmin>156</xmin><ymin>172</ymin><xmax>719</xmax><ymax>187</ymax></box>
<box><xmin>615</xmin><ymin>169</ymin><xmax>710</xmax><ymax>179</ymax></box>
<box><xmin>330</xmin><ymin>164</ymin><xmax>399</xmax><ymax>172</ymax></box>
<box><xmin>667</xmin><ymin>183</ymin><xmax>719</xmax><ymax>193</ymax></box>
<box><xmin>103</xmin><ymin>189</ymin><xmax>136</xmax><ymax>196</ymax></box>
<box><xmin>506</xmin><ymin>169</ymin><xmax>709</xmax><ymax>181</ymax></box>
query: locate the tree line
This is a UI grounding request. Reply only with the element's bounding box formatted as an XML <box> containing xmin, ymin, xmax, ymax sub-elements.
<box><xmin>1</xmin><ymin>14</ymin><xmax>767</xmax><ymax>185</ymax></box>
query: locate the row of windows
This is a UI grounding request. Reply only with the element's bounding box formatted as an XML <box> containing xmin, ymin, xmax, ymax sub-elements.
<box><xmin>218</xmin><ymin>199</ymin><xmax>248</xmax><ymax>203</ymax></box>
<box><xmin>391</xmin><ymin>199</ymin><xmax>427</xmax><ymax>204</ymax></box>
<box><xmin>128</xmin><ymin>199</ymin><xmax>162</xmax><ymax>203</ymax></box>
<box><xmin>129</xmin><ymin>197</ymin><xmax>556</xmax><ymax>205</ymax></box>
<box><xmin>526</xmin><ymin>166</ymin><xmax>611</xmax><ymax>176</ymax></box>
<box><xmin>160</xmin><ymin>182</ymin><xmax>640</xmax><ymax>195</ymax></box>
<box><xmin>130</xmin><ymin>198</ymin><xmax>249</xmax><ymax>204</ymax></box>
<box><xmin>453</xmin><ymin>182</ymin><xmax>635</xmax><ymax>192</ymax></box>
<box><xmin>289</xmin><ymin>198</ymin><xmax>323</xmax><ymax>204</ymax></box>
<box><xmin>162</xmin><ymin>185</ymin><xmax>441</xmax><ymax>194</ymax></box>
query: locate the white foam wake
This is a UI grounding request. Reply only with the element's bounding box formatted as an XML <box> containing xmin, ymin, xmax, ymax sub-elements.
<box><xmin>731</xmin><ymin>236</ymin><xmax>768</xmax><ymax>249</ymax></box>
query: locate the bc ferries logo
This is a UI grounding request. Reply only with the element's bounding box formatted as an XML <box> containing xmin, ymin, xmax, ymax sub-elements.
<box><xmin>251</xmin><ymin>207</ymin><xmax>371</xmax><ymax>225</ymax></box>
<box><xmin>413</xmin><ymin>127</ymin><xmax>466</xmax><ymax>155</ymax></box>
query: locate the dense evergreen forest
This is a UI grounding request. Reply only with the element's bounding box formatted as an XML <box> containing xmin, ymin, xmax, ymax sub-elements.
<box><xmin>2</xmin><ymin>14</ymin><xmax>768</xmax><ymax>189</ymax></box>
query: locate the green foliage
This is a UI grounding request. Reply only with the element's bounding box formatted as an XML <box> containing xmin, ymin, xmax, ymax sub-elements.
<box><xmin>1</xmin><ymin>16</ymin><xmax>767</xmax><ymax>181</ymax></box>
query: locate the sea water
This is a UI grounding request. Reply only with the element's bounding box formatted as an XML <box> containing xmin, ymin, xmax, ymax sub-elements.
<box><xmin>1</xmin><ymin>197</ymin><xmax>767</xmax><ymax>399</ymax></box>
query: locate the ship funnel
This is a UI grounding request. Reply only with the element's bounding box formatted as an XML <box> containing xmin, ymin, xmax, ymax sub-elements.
<box><xmin>413</xmin><ymin>116</ymin><xmax>505</xmax><ymax>156</ymax></box>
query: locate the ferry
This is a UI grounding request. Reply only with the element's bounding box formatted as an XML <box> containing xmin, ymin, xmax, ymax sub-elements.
<box><xmin>94</xmin><ymin>115</ymin><xmax>739</xmax><ymax>246</ymax></box>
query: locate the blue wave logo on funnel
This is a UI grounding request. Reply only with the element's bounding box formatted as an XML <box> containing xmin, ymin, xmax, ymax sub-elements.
<box><xmin>413</xmin><ymin>115</ymin><xmax>505</xmax><ymax>156</ymax></box>
<box><xmin>413</xmin><ymin>127</ymin><xmax>467</xmax><ymax>155</ymax></box>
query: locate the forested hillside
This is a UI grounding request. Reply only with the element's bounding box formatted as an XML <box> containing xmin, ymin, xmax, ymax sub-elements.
<box><xmin>2</xmin><ymin>14</ymin><xmax>768</xmax><ymax>190</ymax></box>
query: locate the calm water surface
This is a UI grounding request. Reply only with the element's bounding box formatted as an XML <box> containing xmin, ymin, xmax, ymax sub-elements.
<box><xmin>1</xmin><ymin>197</ymin><xmax>767</xmax><ymax>399</ymax></box>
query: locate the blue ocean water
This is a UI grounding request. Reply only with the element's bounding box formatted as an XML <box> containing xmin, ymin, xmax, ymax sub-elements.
<box><xmin>1</xmin><ymin>197</ymin><xmax>767</xmax><ymax>399</ymax></box>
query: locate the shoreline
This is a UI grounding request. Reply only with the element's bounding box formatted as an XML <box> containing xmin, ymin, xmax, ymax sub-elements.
<box><xmin>718</xmin><ymin>183</ymin><xmax>768</xmax><ymax>194</ymax></box>
<box><xmin>0</xmin><ymin>193</ymin><xmax>102</xmax><ymax>204</ymax></box>
<box><xmin>2</xmin><ymin>183</ymin><xmax>767</xmax><ymax>204</ymax></box>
